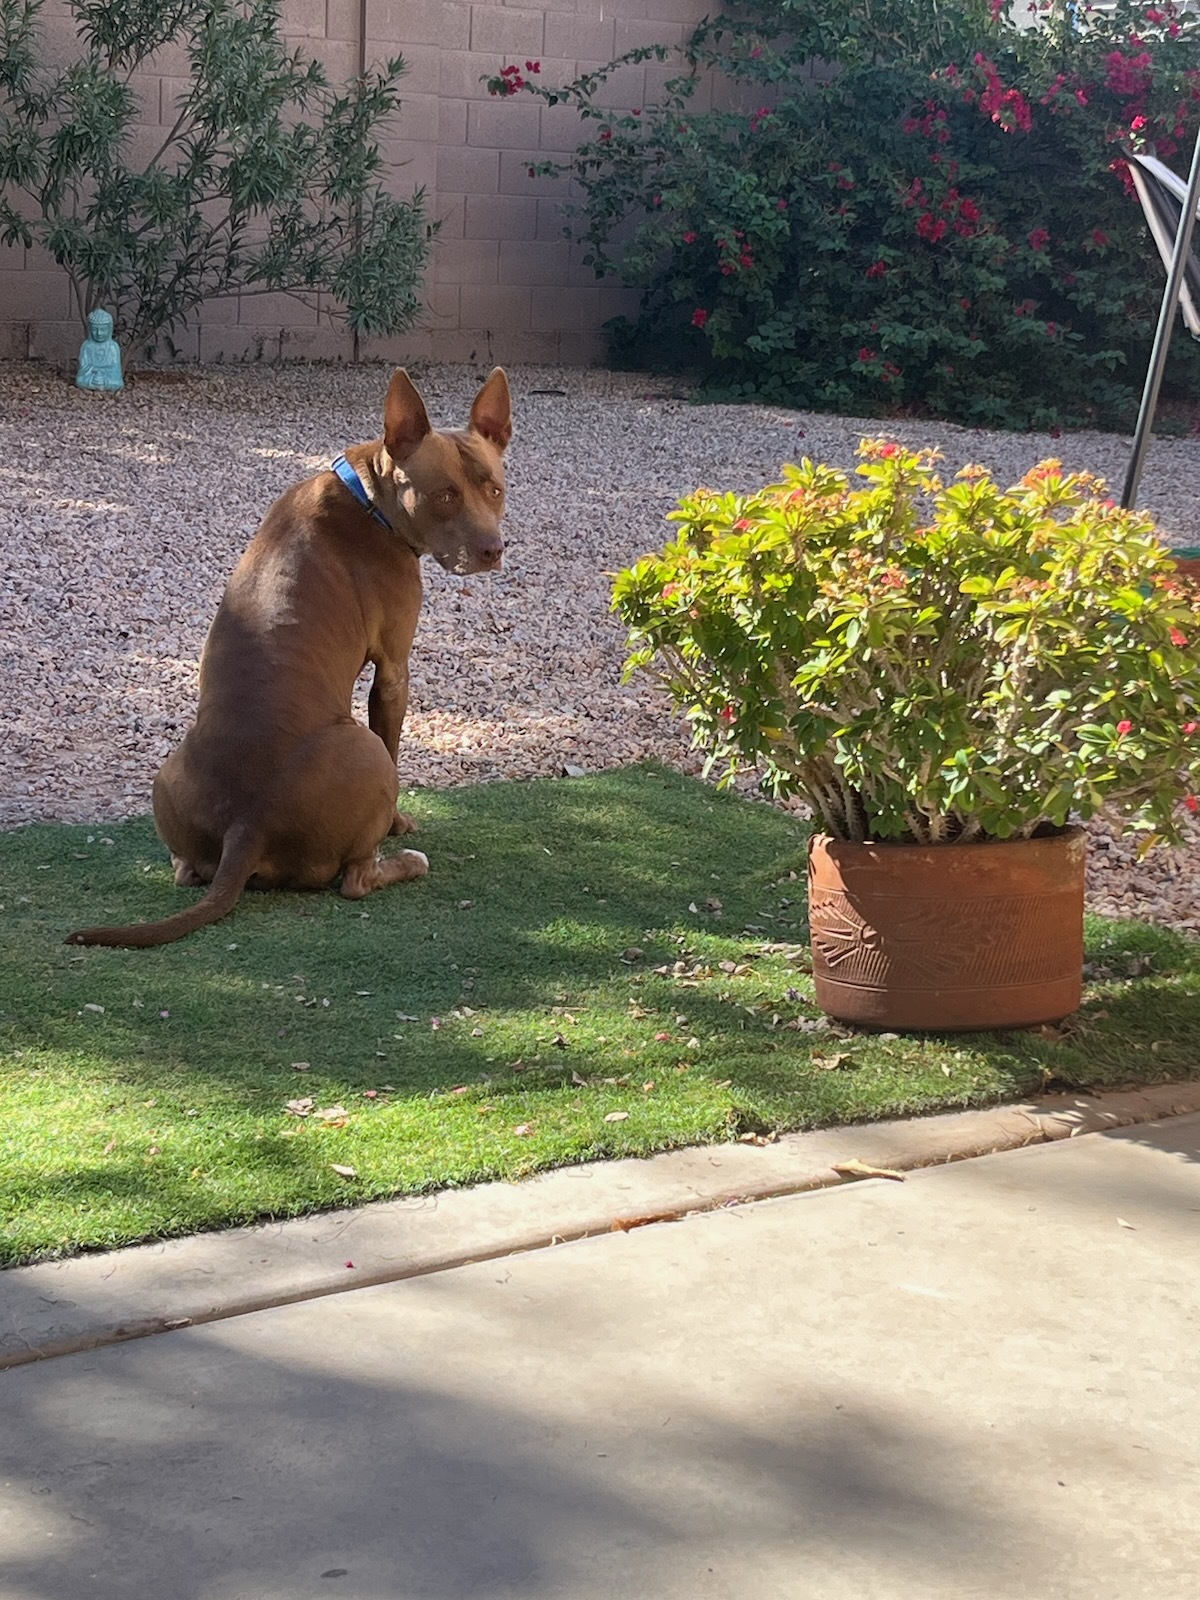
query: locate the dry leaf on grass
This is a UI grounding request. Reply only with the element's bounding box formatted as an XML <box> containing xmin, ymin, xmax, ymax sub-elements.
<box><xmin>285</xmin><ymin>1097</ymin><xmax>314</xmax><ymax>1117</ymax></box>
<box><xmin>832</xmin><ymin>1158</ymin><xmax>906</xmax><ymax>1182</ymax></box>
<box><xmin>513</xmin><ymin>1123</ymin><xmax>534</xmax><ymax>1137</ymax></box>
<box><xmin>604</xmin><ymin>1110</ymin><xmax>630</xmax><ymax>1123</ymax></box>
<box><xmin>330</xmin><ymin>1163</ymin><xmax>357</xmax><ymax>1179</ymax></box>
<box><xmin>813</xmin><ymin>1052</ymin><xmax>856</xmax><ymax>1071</ymax></box>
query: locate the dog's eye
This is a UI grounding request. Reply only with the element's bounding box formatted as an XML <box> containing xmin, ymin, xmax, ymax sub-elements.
<box><xmin>487</xmin><ymin>483</ymin><xmax>502</xmax><ymax>499</ymax></box>
<box><xmin>435</xmin><ymin>488</ymin><xmax>458</xmax><ymax>505</ymax></box>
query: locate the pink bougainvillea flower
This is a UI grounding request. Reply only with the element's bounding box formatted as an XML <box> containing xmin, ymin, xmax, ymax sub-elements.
<box><xmin>858</xmin><ymin>347</ymin><xmax>876</xmax><ymax>363</ymax></box>
<box><xmin>691</xmin><ymin>307</ymin><xmax>708</xmax><ymax>328</ymax></box>
<box><xmin>683</xmin><ymin>230</ymin><xmax>697</xmax><ymax>244</ymax></box>
<box><xmin>1187</xmin><ymin>795</ymin><xmax>1200</xmax><ymax>813</ymax></box>
<box><xmin>661</xmin><ymin>583</ymin><xmax>680</xmax><ymax>599</ymax></box>
<box><xmin>718</xmin><ymin>706</ymin><xmax>736</xmax><ymax>723</ymax></box>
<box><xmin>777</xmin><ymin>198</ymin><xmax>788</xmax><ymax>211</ymax></box>
<box><xmin>1170</xmin><ymin>627</ymin><xmax>1188</xmax><ymax>645</ymax></box>
<box><xmin>1184</xmin><ymin>721</ymin><xmax>1199</xmax><ymax>734</ymax></box>
<box><xmin>865</xmin><ymin>259</ymin><xmax>888</xmax><ymax>279</ymax></box>
<box><xmin>1028</xmin><ymin>227</ymin><xmax>1051</xmax><ymax>251</ymax></box>
<box><xmin>1116</xmin><ymin>720</ymin><xmax>1134</xmax><ymax>735</ymax></box>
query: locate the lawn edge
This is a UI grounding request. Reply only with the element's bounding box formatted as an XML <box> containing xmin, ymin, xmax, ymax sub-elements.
<box><xmin>4</xmin><ymin>1078</ymin><xmax>1199</xmax><ymax>1370</ymax></box>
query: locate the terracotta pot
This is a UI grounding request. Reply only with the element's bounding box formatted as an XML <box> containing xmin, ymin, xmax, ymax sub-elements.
<box><xmin>807</xmin><ymin>828</ymin><xmax>1085</xmax><ymax>1032</ymax></box>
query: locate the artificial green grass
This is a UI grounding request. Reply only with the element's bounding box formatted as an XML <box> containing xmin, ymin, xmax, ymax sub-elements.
<box><xmin>1</xmin><ymin>761</ymin><xmax>1197</xmax><ymax>1266</ymax></box>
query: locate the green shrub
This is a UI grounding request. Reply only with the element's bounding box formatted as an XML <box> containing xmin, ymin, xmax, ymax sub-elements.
<box><xmin>489</xmin><ymin>0</ymin><xmax>1200</xmax><ymax>429</ymax></box>
<box><xmin>613</xmin><ymin>441</ymin><xmax>1200</xmax><ymax>843</ymax></box>
<box><xmin>0</xmin><ymin>0</ymin><xmax>433</xmax><ymax>355</ymax></box>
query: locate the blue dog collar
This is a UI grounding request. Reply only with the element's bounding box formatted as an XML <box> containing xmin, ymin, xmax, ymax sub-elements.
<box><xmin>331</xmin><ymin>452</ymin><xmax>391</xmax><ymax>529</ymax></box>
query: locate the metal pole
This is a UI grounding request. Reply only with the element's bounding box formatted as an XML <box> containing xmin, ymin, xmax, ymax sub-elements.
<box><xmin>1121</xmin><ymin>125</ymin><xmax>1200</xmax><ymax>509</ymax></box>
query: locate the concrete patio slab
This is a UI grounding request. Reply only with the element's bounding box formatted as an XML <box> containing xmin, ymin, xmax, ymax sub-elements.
<box><xmin>2</xmin><ymin>1114</ymin><xmax>1198</xmax><ymax>1600</ymax></box>
<box><xmin>4</xmin><ymin>1081</ymin><xmax>1200</xmax><ymax>1369</ymax></box>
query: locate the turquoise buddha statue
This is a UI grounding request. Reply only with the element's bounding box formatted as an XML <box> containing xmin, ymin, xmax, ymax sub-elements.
<box><xmin>76</xmin><ymin>309</ymin><xmax>124</xmax><ymax>391</ymax></box>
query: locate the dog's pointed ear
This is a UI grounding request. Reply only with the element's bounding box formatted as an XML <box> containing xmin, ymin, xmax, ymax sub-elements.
<box><xmin>469</xmin><ymin>367</ymin><xmax>512</xmax><ymax>452</ymax></box>
<box><xmin>383</xmin><ymin>369</ymin><xmax>432</xmax><ymax>463</ymax></box>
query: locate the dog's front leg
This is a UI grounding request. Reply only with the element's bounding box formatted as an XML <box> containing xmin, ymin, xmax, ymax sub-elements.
<box><xmin>368</xmin><ymin>660</ymin><xmax>416</xmax><ymax>835</ymax></box>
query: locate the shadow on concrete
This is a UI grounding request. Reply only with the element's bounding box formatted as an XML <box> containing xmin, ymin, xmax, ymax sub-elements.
<box><xmin>0</xmin><ymin>1330</ymin><xmax>1032</xmax><ymax>1600</ymax></box>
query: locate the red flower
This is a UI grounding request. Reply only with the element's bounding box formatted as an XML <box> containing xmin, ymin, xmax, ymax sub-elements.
<box><xmin>916</xmin><ymin>212</ymin><xmax>947</xmax><ymax>242</ymax></box>
<box><xmin>661</xmin><ymin>583</ymin><xmax>680</xmax><ymax>599</ymax></box>
<box><xmin>1075</xmin><ymin>88</ymin><xmax>1089</xmax><ymax>107</ymax></box>
<box><xmin>1116</xmin><ymin>720</ymin><xmax>1133</xmax><ymax>735</ymax></box>
<box><xmin>683</xmin><ymin>231</ymin><xmax>697</xmax><ymax>244</ymax></box>
<box><xmin>777</xmin><ymin>198</ymin><xmax>788</xmax><ymax>211</ymax></box>
<box><xmin>1184</xmin><ymin>721</ymin><xmax>1199</xmax><ymax>735</ymax></box>
<box><xmin>1028</xmin><ymin>227</ymin><xmax>1051</xmax><ymax>251</ymax></box>
<box><xmin>1170</xmin><ymin>627</ymin><xmax>1188</xmax><ymax>645</ymax></box>
<box><xmin>865</xmin><ymin>260</ymin><xmax>888</xmax><ymax>279</ymax></box>
<box><xmin>691</xmin><ymin>308</ymin><xmax>709</xmax><ymax>329</ymax></box>
<box><xmin>598</xmin><ymin>128</ymin><xmax>612</xmax><ymax>142</ymax></box>
<box><xmin>739</xmin><ymin>252</ymin><xmax>755</xmax><ymax>268</ymax></box>
<box><xmin>858</xmin><ymin>347</ymin><xmax>877</xmax><ymax>363</ymax></box>
<box><xmin>1186</xmin><ymin>795</ymin><xmax>1200</xmax><ymax>813</ymax></box>
<box><xmin>878</xmin><ymin>442</ymin><xmax>900</xmax><ymax>457</ymax></box>
<box><xmin>718</xmin><ymin>706</ymin><xmax>736</xmax><ymax>723</ymax></box>
<box><xmin>959</xmin><ymin>197</ymin><xmax>981</xmax><ymax>222</ymax></box>
<box><xmin>524</xmin><ymin>60</ymin><xmax>541</xmax><ymax>73</ymax></box>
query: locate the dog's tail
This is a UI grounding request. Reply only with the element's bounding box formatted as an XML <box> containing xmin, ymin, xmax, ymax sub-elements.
<box><xmin>65</xmin><ymin>825</ymin><xmax>262</xmax><ymax>949</ymax></box>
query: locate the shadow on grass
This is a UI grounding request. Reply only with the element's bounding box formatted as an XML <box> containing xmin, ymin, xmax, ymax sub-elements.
<box><xmin>2</xmin><ymin>762</ymin><xmax>1197</xmax><ymax>1261</ymax></box>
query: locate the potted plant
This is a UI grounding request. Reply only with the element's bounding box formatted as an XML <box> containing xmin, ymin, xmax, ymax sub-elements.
<box><xmin>613</xmin><ymin>442</ymin><xmax>1200</xmax><ymax>1031</ymax></box>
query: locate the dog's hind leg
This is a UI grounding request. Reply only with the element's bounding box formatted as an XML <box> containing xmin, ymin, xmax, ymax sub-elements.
<box><xmin>340</xmin><ymin>848</ymin><xmax>429</xmax><ymax>900</ymax></box>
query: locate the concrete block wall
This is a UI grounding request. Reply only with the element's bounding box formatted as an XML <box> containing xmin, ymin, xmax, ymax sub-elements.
<box><xmin>0</xmin><ymin>0</ymin><xmax>717</xmax><ymax>368</ymax></box>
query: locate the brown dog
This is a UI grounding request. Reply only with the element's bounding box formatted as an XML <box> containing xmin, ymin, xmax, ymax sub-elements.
<box><xmin>67</xmin><ymin>367</ymin><xmax>512</xmax><ymax>948</ymax></box>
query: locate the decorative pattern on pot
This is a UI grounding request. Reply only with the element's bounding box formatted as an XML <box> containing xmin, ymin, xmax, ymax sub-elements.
<box><xmin>807</xmin><ymin>830</ymin><xmax>1086</xmax><ymax>1033</ymax></box>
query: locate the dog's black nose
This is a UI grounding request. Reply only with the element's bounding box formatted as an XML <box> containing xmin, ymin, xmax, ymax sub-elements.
<box><xmin>477</xmin><ymin>539</ymin><xmax>503</xmax><ymax>570</ymax></box>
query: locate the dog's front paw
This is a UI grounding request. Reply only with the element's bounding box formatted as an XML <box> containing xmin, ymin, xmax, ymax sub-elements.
<box><xmin>389</xmin><ymin>809</ymin><xmax>418</xmax><ymax>836</ymax></box>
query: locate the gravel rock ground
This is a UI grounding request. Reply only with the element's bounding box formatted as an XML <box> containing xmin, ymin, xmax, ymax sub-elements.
<box><xmin>1</xmin><ymin>359</ymin><xmax>1196</xmax><ymax>933</ymax></box>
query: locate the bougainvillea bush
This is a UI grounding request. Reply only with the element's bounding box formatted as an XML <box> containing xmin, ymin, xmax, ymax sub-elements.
<box><xmin>613</xmin><ymin>442</ymin><xmax>1200</xmax><ymax>844</ymax></box>
<box><xmin>488</xmin><ymin>0</ymin><xmax>1200</xmax><ymax>428</ymax></box>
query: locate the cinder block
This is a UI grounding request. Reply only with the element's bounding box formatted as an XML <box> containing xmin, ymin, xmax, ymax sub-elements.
<box><xmin>200</xmin><ymin>325</ymin><xmax>279</xmax><ymax>363</ymax></box>
<box><xmin>28</xmin><ymin>319</ymin><xmax>81</xmax><ymax>368</ymax></box>
<box><xmin>458</xmin><ymin>282</ymin><xmax>533</xmax><ymax>331</ymax></box>
<box><xmin>499</xmin><ymin>238</ymin><xmax>571</xmax><ymax>286</ymax></box>
<box><xmin>422</xmin><ymin>282</ymin><xmax>462</xmax><ymax>324</ymax></box>
<box><xmin>4</xmin><ymin>270</ymin><xmax>72</xmax><ymax>320</ymax></box>
<box><xmin>464</xmin><ymin>193</ymin><xmax>538</xmax><ymax>240</ymax></box>
<box><xmin>500</xmin><ymin>148</ymin><xmax>573</xmax><ymax>196</ymax></box>
<box><xmin>390</xmin><ymin>91</ymin><xmax>439</xmax><ymax>144</ymax></box>
<box><xmin>544</xmin><ymin>11</ymin><xmax>615</xmax><ymax>61</ymax></box>
<box><xmin>615</xmin><ymin>17</ymin><xmax>685</xmax><ymax>52</ymax></box>
<box><xmin>286</xmin><ymin>0</ymin><xmax>326</xmax><ymax>38</ymax></box>
<box><xmin>558</xmin><ymin>327</ymin><xmax>607</xmax><ymax>364</ymax></box>
<box><xmin>238</xmin><ymin>291</ymin><xmax>319</xmax><ymax>327</ymax></box>
<box><xmin>538</xmin><ymin>99</ymin><xmax>588</xmax><ymax>150</ymax></box>
<box><xmin>438</xmin><ymin>145</ymin><xmax>501</xmax><ymax>194</ymax></box>
<box><xmin>433</xmin><ymin>196</ymin><xmax>467</xmax><ymax>239</ymax></box>
<box><xmin>278</xmin><ymin>325</ymin><xmax>353</xmax><ymax>361</ymax></box>
<box><xmin>387</xmin><ymin>44</ymin><xmax>439</xmax><ymax>95</ymax></box>
<box><xmin>325</xmin><ymin>0</ymin><xmax>360</xmax><ymax>41</ymax></box>
<box><xmin>576</xmin><ymin>58</ymin><xmax>646</xmax><ymax>110</ymax></box>
<box><xmin>432</xmin><ymin>235</ymin><xmax>500</xmax><ymax>284</ymax></box>
<box><xmin>469</xmin><ymin>7</ymin><xmax>546</xmax><ymax>57</ymax></box>
<box><xmin>536</xmin><ymin>195</ymin><xmax>576</xmax><ymax>242</ymax></box>
<box><xmin>370</xmin><ymin>0</ymin><xmax>444</xmax><ymax>47</ymax></box>
<box><xmin>0</xmin><ymin>319</ymin><xmax>29</xmax><ymax>359</ymax></box>
<box><xmin>439</xmin><ymin>49</ymin><xmax>503</xmax><ymax>100</ymax></box>
<box><xmin>467</xmin><ymin>97</ymin><xmax>541</xmax><ymax>148</ymax></box>
<box><xmin>439</xmin><ymin>97</ymin><xmax>469</xmax><ymax>144</ymax></box>
<box><xmin>362</xmin><ymin>329</ymin><xmax>435</xmax><ymax>363</ymax></box>
<box><xmin>200</xmin><ymin>294</ymin><xmax>240</xmax><ymax>328</ymax></box>
<box><xmin>390</xmin><ymin>142</ymin><xmax>439</xmax><ymax>195</ymax></box>
<box><xmin>529</xmin><ymin>283</ymin><xmax>600</xmax><ymax>330</ymax></box>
